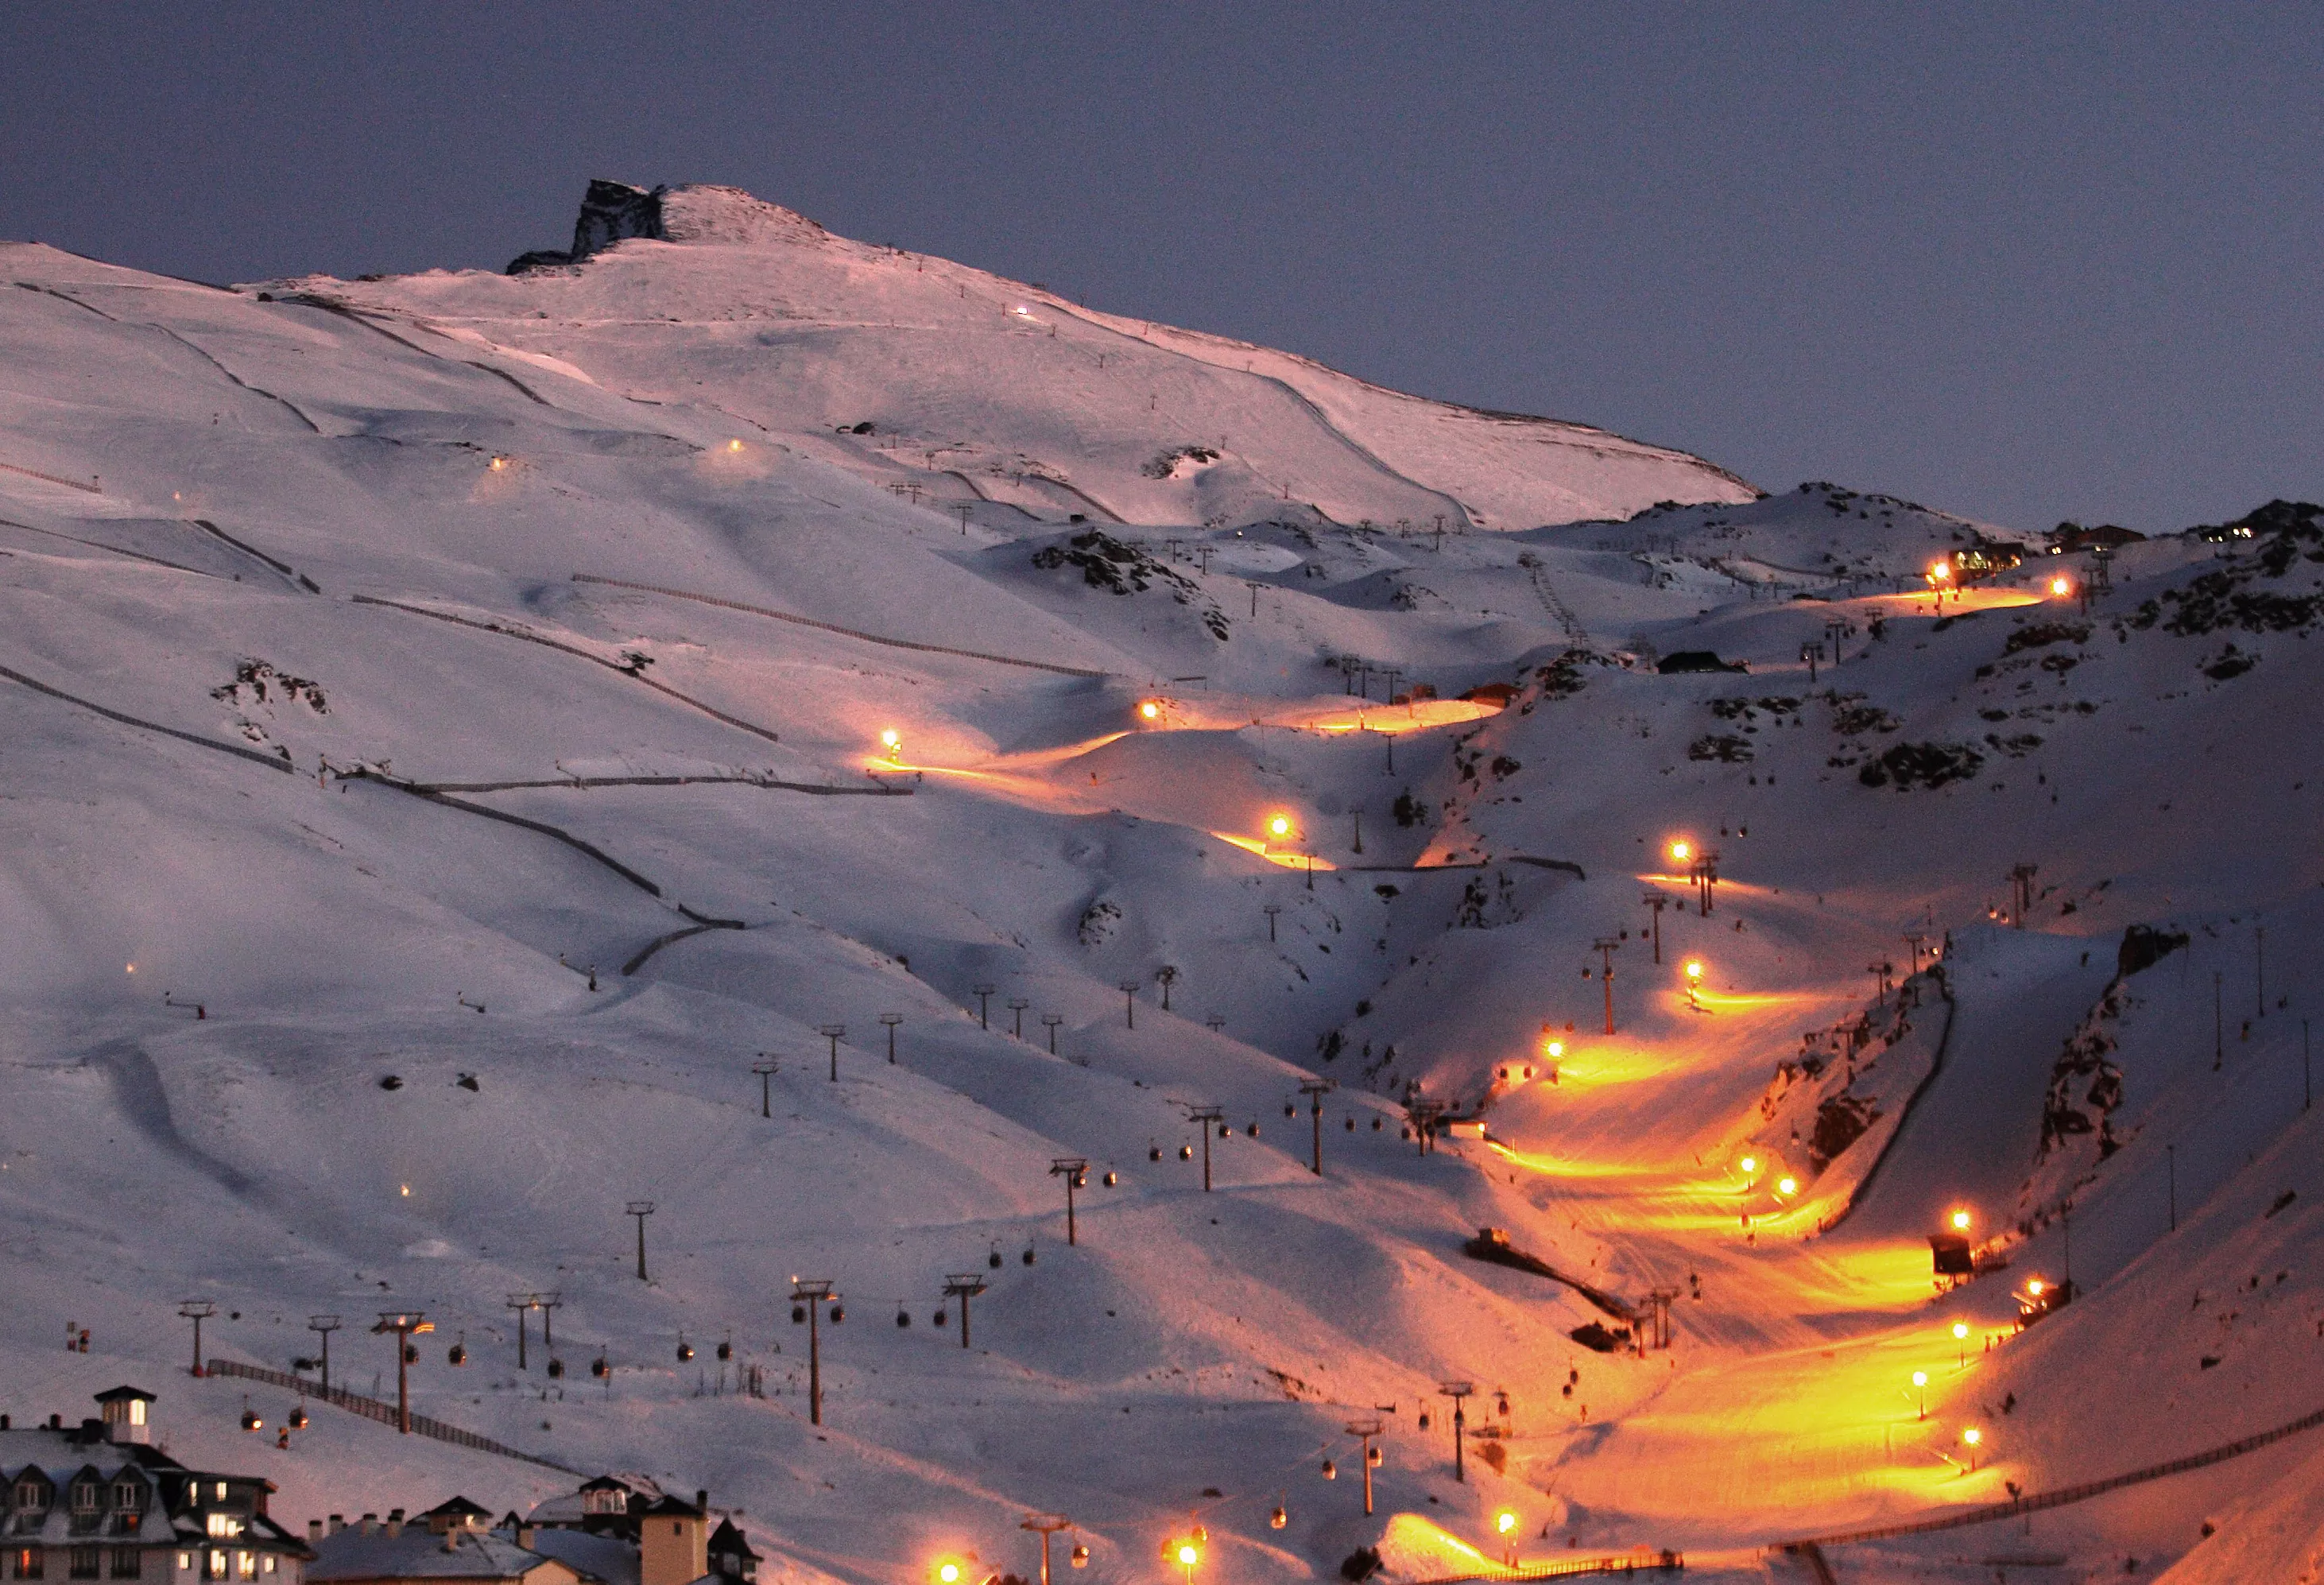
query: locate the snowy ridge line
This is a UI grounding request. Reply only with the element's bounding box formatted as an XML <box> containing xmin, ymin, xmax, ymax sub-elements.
<box><xmin>1402</xmin><ymin>1548</ymin><xmax>1683</xmax><ymax>1582</ymax></box>
<box><xmin>409</xmin><ymin>773</ymin><xmax>909</xmax><ymax>796</ymax></box>
<box><xmin>201</xmin><ymin>1358</ymin><xmax>586</xmax><ymax>1476</ymax></box>
<box><xmin>570</xmin><ymin>574</ymin><xmax>1115</xmax><ymax>679</ymax></box>
<box><xmin>0</xmin><ymin>459</ymin><xmax>102</xmax><ymax>494</ymax></box>
<box><xmin>192</xmin><ymin>519</ymin><xmax>320</xmax><ymax>592</ymax></box>
<box><xmin>1773</xmin><ymin>1393</ymin><xmax>2324</xmax><ymax>1549</ymax></box>
<box><xmin>1813</xmin><ymin>967</ymin><xmax>1956</xmax><ymax>1238</ymax></box>
<box><xmin>0</xmin><ymin>662</ymin><xmax>295</xmax><ymax>774</ymax></box>
<box><xmin>350</xmin><ymin>594</ymin><xmax>783</xmax><ymax>744</ymax></box>
<box><xmin>0</xmin><ymin>515</ymin><xmax>223</xmax><ymax>577</ymax></box>
<box><xmin>338</xmin><ymin>765</ymin><xmax>676</xmax><ymax>901</ymax></box>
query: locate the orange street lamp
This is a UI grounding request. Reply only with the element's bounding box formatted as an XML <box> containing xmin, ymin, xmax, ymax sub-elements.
<box><xmin>1494</xmin><ymin>1511</ymin><xmax>1518</xmax><ymax>1567</ymax></box>
<box><xmin>1950</xmin><ymin>1208</ymin><xmax>1973</xmax><ymax>1233</ymax></box>
<box><xmin>1738</xmin><ymin>1155</ymin><xmax>1758</xmax><ymax>1188</ymax></box>
<box><xmin>1140</xmin><ymin>700</ymin><xmax>1163</xmax><ymax>722</ymax></box>
<box><xmin>1543</xmin><ymin>1039</ymin><xmax>1564</xmax><ymax>1060</ymax></box>
<box><xmin>1668</xmin><ymin>838</ymin><xmax>1692</xmax><ymax>864</ymax></box>
<box><xmin>1911</xmin><ymin>1370</ymin><xmax>1928</xmax><ymax>1420</ymax></box>
<box><xmin>1776</xmin><ymin>1175</ymin><xmax>1798</xmax><ymax>1197</ymax></box>
<box><xmin>1952</xmin><ymin>1320</ymin><xmax>1970</xmax><ymax>1368</ymax></box>
<box><xmin>879</xmin><ymin>728</ymin><xmax>902</xmax><ymax>761</ymax></box>
<box><xmin>935</xmin><ymin>1564</ymin><xmax>963</xmax><ymax>1585</ymax></box>
<box><xmin>2048</xmin><ymin>575</ymin><xmax>2072</xmax><ymax>598</ymax></box>
<box><xmin>1962</xmin><ymin>1426</ymin><xmax>1983</xmax><ymax>1471</ymax></box>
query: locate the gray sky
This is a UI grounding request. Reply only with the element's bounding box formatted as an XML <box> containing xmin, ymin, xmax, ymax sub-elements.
<box><xmin>6</xmin><ymin>2</ymin><xmax>2316</xmax><ymax>533</ymax></box>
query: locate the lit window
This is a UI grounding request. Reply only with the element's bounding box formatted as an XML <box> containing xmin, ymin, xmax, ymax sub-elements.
<box><xmin>175</xmin><ymin>1559</ymin><xmax>189</xmax><ymax>1575</ymax></box>
<box><xmin>234</xmin><ymin>1555</ymin><xmax>253</xmax><ymax>1581</ymax></box>
<box><xmin>205</xmin><ymin>1552</ymin><xmax>224</xmax><ymax>1583</ymax></box>
<box><xmin>258</xmin><ymin>1564</ymin><xmax>273</xmax><ymax>1577</ymax></box>
<box><xmin>17</xmin><ymin>1551</ymin><xmax>47</xmax><ymax>1582</ymax></box>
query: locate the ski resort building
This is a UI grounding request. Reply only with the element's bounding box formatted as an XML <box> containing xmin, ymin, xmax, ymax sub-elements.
<box><xmin>311</xmin><ymin>1484</ymin><xmax>753</xmax><ymax>1585</ymax></box>
<box><xmin>1</xmin><ymin>1389</ymin><xmax>311</xmax><ymax>1585</ymax></box>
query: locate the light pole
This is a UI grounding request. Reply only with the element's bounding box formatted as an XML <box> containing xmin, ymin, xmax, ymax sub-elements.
<box><xmin>821</xmin><ymin>1024</ymin><xmax>846</xmax><ymax>1082</ymax></box>
<box><xmin>974</xmin><ymin>986</ymin><xmax>996</xmax><ymax>1030</ymax></box>
<box><xmin>1187</xmin><ymin>1106</ymin><xmax>1223</xmax><ymax>1191</ymax></box>
<box><xmin>879</xmin><ymin>1013</ymin><xmax>903</xmax><ymax>1064</ymax></box>
<box><xmin>1051</xmin><ymin>1157</ymin><xmax>1089</xmax><ymax>1245</ymax></box>
<box><xmin>1041</xmin><ymin>1013</ymin><xmax>1063</xmax><ymax>1054</ymax></box>
<box><xmin>1344</xmin><ymin>1418</ymin><xmax>1384</xmax><ymax>1516</ymax></box>
<box><xmin>1008</xmin><ymin>998</ymin><xmax>1030</xmax><ymax>1038</ymax></box>
<box><xmin>1300</xmin><ymin>1078</ymin><xmax>1335</xmax><ymax>1175</ymax></box>
<box><xmin>178</xmin><ymin>1301</ymin><xmax>215</xmax><ymax>1378</ymax></box>
<box><xmin>1156</xmin><ymin>967</ymin><xmax>1177</xmax><ymax>1011</ymax></box>
<box><xmin>1120</xmin><ymin>982</ymin><xmax>1140</xmax><ymax>1029</ymax></box>
<box><xmin>371</xmin><ymin>1312</ymin><xmax>432</xmax><ymax>1433</ymax></box>
<box><xmin>1264</xmin><ymin>904</ymin><xmax>1282</xmax><ymax>943</ymax></box>
<box><xmin>752</xmin><ymin>1056</ymin><xmax>778</xmax><ymax>1116</ymax></box>
<box><xmin>1438</xmin><ymin>1382</ymin><xmax>1474</xmax><ymax>1482</ymax></box>
<box><xmin>307</xmin><ymin>1315</ymin><xmax>339</xmax><ymax>1395</ymax></box>
<box><xmin>1591</xmin><ymin>937</ymin><xmax>1620</xmax><ymax>1034</ymax></box>
<box><xmin>791</xmin><ymin>1280</ymin><xmax>837</xmax><ymax>1424</ymax></box>
<box><xmin>626</xmin><ymin>1201</ymin><xmax>656</xmax><ymax>1281</ymax></box>
<box><xmin>1912</xmin><ymin>1370</ymin><xmax>1927</xmax><ymax>1420</ymax></box>
<box><xmin>941</xmin><ymin>1274</ymin><xmax>986</xmax><ymax>1349</ymax></box>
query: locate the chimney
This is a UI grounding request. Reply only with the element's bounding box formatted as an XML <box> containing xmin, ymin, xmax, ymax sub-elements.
<box><xmin>49</xmin><ymin>1414</ymin><xmax>62</xmax><ymax>1429</ymax></box>
<box><xmin>441</xmin><ymin>1529</ymin><xmax>461</xmax><ymax>1555</ymax></box>
<box><xmin>360</xmin><ymin>1516</ymin><xmax>377</xmax><ymax>1537</ymax></box>
<box><xmin>385</xmin><ymin>1520</ymin><xmax>402</xmax><ymax>1540</ymax></box>
<box><xmin>307</xmin><ymin>1523</ymin><xmax>322</xmax><ymax>1544</ymax></box>
<box><xmin>695</xmin><ymin>1492</ymin><xmax>707</xmax><ymax>1514</ymax></box>
<box><xmin>515</xmin><ymin>1527</ymin><xmax>535</xmax><ymax>1551</ymax></box>
<box><xmin>2</xmin><ymin>1415</ymin><xmax>11</xmax><ymax>1430</ymax></box>
<box><xmin>328</xmin><ymin>1517</ymin><xmax>344</xmax><ymax>1537</ymax></box>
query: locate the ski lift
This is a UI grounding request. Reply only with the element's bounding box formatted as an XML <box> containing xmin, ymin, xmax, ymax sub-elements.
<box><xmin>1366</xmin><ymin>1444</ymin><xmax>1382</xmax><ymax>1467</ymax></box>
<box><xmin>1269</xmin><ymin>1505</ymin><xmax>1287</xmax><ymax>1531</ymax></box>
<box><xmin>1345</xmin><ymin>1117</ymin><xmax>1355</xmax><ymax>1131</ymax></box>
<box><xmin>1102</xmin><ymin>1171</ymin><xmax>1118</xmax><ymax>1188</ymax></box>
<box><xmin>1371</xmin><ymin>1118</ymin><xmax>1382</xmax><ymax>1130</ymax></box>
<box><xmin>447</xmin><ymin>1332</ymin><xmax>467</xmax><ymax>1367</ymax></box>
<box><xmin>896</xmin><ymin>1308</ymin><xmax>911</xmax><ymax>1328</ymax></box>
<box><xmin>1073</xmin><ymin>1170</ymin><xmax>1089</xmax><ymax>1189</ymax></box>
<box><xmin>716</xmin><ymin>1335</ymin><xmax>733</xmax><ymax>1362</ymax></box>
<box><xmin>590</xmin><ymin>1356</ymin><xmax>608</xmax><ymax>1378</ymax></box>
<box><xmin>1320</xmin><ymin>1459</ymin><xmax>1337</xmax><ymax>1480</ymax></box>
<box><xmin>1218</xmin><ymin>1123</ymin><xmax>1230</xmax><ymax>1139</ymax></box>
<box><xmin>1284</xmin><ymin>1103</ymin><xmax>1296</xmax><ymax>1118</ymax></box>
<box><xmin>933</xmin><ymin>1309</ymin><xmax>947</xmax><ymax>1328</ymax></box>
<box><xmin>676</xmin><ymin>1336</ymin><xmax>694</xmax><ymax>1363</ymax></box>
<box><xmin>1400</xmin><ymin>1126</ymin><xmax>1412</xmax><ymax>1140</ymax></box>
<box><xmin>828</xmin><ymin>1304</ymin><xmax>844</xmax><ymax>1323</ymax></box>
<box><xmin>288</xmin><ymin>1404</ymin><xmax>308</xmax><ymax>1431</ymax></box>
<box><xmin>1178</xmin><ymin>1144</ymin><xmax>1193</xmax><ymax>1161</ymax></box>
<box><xmin>546</xmin><ymin>1358</ymin><xmax>564</xmax><ymax>1378</ymax></box>
<box><xmin>988</xmin><ymin>1242</ymin><xmax>1004</xmax><ymax>1270</ymax></box>
<box><xmin>238</xmin><ymin>1399</ymin><xmax>261</xmax><ymax>1433</ymax></box>
<box><xmin>792</xmin><ymin>1305</ymin><xmax>807</xmax><ymax>1325</ymax></box>
<box><xmin>1148</xmin><ymin>1144</ymin><xmax>1163</xmax><ymax>1162</ymax></box>
<box><xmin>1069</xmin><ymin>1545</ymin><xmax>1089</xmax><ymax>1569</ymax></box>
<box><xmin>1418</xmin><ymin>1411</ymin><xmax>1431</xmax><ymax>1429</ymax></box>
<box><xmin>1021</xmin><ymin>1246</ymin><xmax>1036</xmax><ymax>1266</ymax></box>
<box><xmin>1245</xmin><ymin>1122</ymin><xmax>1259</xmax><ymax>1137</ymax></box>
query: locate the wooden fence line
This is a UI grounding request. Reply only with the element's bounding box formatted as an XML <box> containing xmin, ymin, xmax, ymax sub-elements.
<box><xmin>204</xmin><ymin>1358</ymin><xmax>586</xmax><ymax>1475</ymax></box>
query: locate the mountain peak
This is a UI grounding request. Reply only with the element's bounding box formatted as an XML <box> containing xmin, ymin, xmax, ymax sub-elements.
<box><xmin>506</xmin><ymin>179</ymin><xmax>829</xmax><ymax>274</ymax></box>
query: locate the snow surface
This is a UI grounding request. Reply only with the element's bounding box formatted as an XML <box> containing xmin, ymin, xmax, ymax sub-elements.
<box><xmin>2</xmin><ymin>186</ymin><xmax>2321</xmax><ymax>1585</ymax></box>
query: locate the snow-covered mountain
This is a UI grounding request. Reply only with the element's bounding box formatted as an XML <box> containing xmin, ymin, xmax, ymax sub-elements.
<box><xmin>2</xmin><ymin>182</ymin><xmax>2320</xmax><ymax>1585</ymax></box>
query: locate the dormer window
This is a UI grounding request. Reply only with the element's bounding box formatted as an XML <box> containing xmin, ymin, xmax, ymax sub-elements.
<box><xmin>579</xmin><ymin>1490</ymin><xmax>625</xmax><ymax>1517</ymax></box>
<box><xmin>202</xmin><ymin>1518</ymin><xmax>239</xmax><ymax>1542</ymax></box>
<box><xmin>14</xmin><ymin>1482</ymin><xmax>46</xmax><ymax>1514</ymax></box>
<box><xmin>110</xmin><ymin>1487</ymin><xmax>137</xmax><ymax>1517</ymax></box>
<box><xmin>72</xmin><ymin>1487</ymin><xmax>99</xmax><ymax>1517</ymax></box>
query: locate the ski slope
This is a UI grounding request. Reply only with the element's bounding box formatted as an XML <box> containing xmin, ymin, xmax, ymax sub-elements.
<box><xmin>2</xmin><ymin>187</ymin><xmax>2321</xmax><ymax>1585</ymax></box>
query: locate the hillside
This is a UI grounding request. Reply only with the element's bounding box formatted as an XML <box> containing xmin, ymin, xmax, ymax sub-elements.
<box><xmin>1</xmin><ymin>184</ymin><xmax>2319</xmax><ymax>1585</ymax></box>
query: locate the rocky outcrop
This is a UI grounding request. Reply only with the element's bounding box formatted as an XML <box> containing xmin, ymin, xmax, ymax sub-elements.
<box><xmin>506</xmin><ymin>180</ymin><xmax>831</xmax><ymax>273</ymax></box>
<box><xmin>507</xmin><ymin>179</ymin><xmax>667</xmax><ymax>273</ymax></box>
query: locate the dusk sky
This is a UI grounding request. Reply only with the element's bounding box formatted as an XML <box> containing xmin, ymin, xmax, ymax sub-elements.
<box><xmin>6</xmin><ymin>2</ymin><xmax>2316</xmax><ymax>534</ymax></box>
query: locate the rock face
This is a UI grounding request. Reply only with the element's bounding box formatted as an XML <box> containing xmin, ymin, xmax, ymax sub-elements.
<box><xmin>506</xmin><ymin>180</ymin><xmax>831</xmax><ymax>273</ymax></box>
<box><xmin>506</xmin><ymin>179</ymin><xmax>667</xmax><ymax>273</ymax></box>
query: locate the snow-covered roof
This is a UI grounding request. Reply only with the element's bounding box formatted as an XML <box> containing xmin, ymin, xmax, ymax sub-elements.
<box><xmin>308</xmin><ymin>1529</ymin><xmax>571</xmax><ymax>1584</ymax></box>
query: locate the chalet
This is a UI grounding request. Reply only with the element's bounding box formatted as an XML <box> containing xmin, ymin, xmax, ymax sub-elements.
<box><xmin>1</xmin><ymin>1389</ymin><xmax>310</xmax><ymax>1585</ymax></box>
<box><xmin>306</xmin><ymin>1507</ymin><xmax>571</xmax><ymax>1585</ymax></box>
